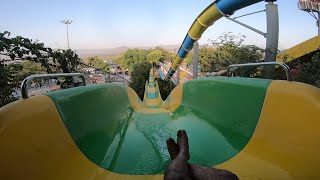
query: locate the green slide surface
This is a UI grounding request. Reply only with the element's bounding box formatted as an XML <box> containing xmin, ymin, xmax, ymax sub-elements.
<box><xmin>47</xmin><ymin>77</ymin><xmax>271</xmax><ymax>175</ymax></box>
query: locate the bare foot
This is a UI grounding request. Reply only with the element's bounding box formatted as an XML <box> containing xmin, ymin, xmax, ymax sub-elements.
<box><xmin>177</xmin><ymin>130</ymin><xmax>190</xmax><ymax>160</ymax></box>
<box><xmin>165</xmin><ymin>130</ymin><xmax>238</xmax><ymax>180</ymax></box>
<box><xmin>166</xmin><ymin>138</ymin><xmax>179</xmax><ymax>160</ymax></box>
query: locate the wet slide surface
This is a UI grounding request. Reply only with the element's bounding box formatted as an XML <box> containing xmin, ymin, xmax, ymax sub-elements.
<box><xmin>47</xmin><ymin>77</ymin><xmax>271</xmax><ymax>175</ymax></box>
<box><xmin>1</xmin><ymin>76</ymin><xmax>320</xmax><ymax>179</ymax></box>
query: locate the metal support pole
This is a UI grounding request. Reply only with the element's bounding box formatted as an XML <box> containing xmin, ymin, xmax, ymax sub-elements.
<box><xmin>66</xmin><ymin>24</ymin><xmax>70</xmax><ymax>49</ymax></box>
<box><xmin>61</xmin><ymin>20</ymin><xmax>72</xmax><ymax>49</ymax></box>
<box><xmin>193</xmin><ymin>41</ymin><xmax>199</xmax><ymax>79</ymax></box>
<box><xmin>263</xmin><ymin>1</ymin><xmax>279</xmax><ymax>79</ymax></box>
<box><xmin>318</xmin><ymin>12</ymin><xmax>320</xmax><ymax>36</ymax></box>
<box><xmin>226</xmin><ymin>17</ymin><xmax>266</xmax><ymax>37</ymax></box>
<box><xmin>177</xmin><ymin>66</ymin><xmax>180</xmax><ymax>85</ymax></box>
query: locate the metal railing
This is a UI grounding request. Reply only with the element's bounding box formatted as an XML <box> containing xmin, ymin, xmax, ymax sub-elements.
<box><xmin>226</xmin><ymin>62</ymin><xmax>292</xmax><ymax>81</ymax></box>
<box><xmin>21</xmin><ymin>73</ymin><xmax>86</xmax><ymax>99</ymax></box>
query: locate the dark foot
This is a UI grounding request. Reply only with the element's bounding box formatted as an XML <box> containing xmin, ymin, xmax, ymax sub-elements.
<box><xmin>188</xmin><ymin>164</ymin><xmax>239</xmax><ymax>180</ymax></box>
<box><xmin>166</xmin><ymin>138</ymin><xmax>179</xmax><ymax>160</ymax></box>
<box><xmin>177</xmin><ymin>130</ymin><xmax>190</xmax><ymax>160</ymax></box>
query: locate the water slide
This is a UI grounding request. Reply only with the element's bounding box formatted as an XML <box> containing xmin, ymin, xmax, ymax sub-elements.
<box><xmin>276</xmin><ymin>36</ymin><xmax>320</xmax><ymax>63</ymax></box>
<box><xmin>1</xmin><ymin>1</ymin><xmax>320</xmax><ymax>180</ymax></box>
<box><xmin>166</xmin><ymin>0</ymin><xmax>265</xmax><ymax>80</ymax></box>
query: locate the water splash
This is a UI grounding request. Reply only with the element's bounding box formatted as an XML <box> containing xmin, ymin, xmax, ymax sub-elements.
<box><xmin>134</xmin><ymin>113</ymin><xmax>176</xmax><ymax>173</ymax></box>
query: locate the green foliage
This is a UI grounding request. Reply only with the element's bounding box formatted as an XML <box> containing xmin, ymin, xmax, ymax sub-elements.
<box><xmin>155</xmin><ymin>78</ymin><xmax>175</xmax><ymax>100</ymax></box>
<box><xmin>20</xmin><ymin>61</ymin><xmax>46</xmax><ymax>78</ymax></box>
<box><xmin>0</xmin><ymin>59</ymin><xmax>47</xmax><ymax>107</ymax></box>
<box><xmin>129</xmin><ymin>62</ymin><xmax>152</xmax><ymax>100</ymax></box>
<box><xmin>154</xmin><ymin>47</ymin><xmax>175</xmax><ymax>62</ymax></box>
<box><xmin>218</xmin><ymin>44</ymin><xmax>263</xmax><ymax>77</ymax></box>
<box><xmin>177</xmin><ymin>33</ymin><xmax>263</xmax><ymax>76</ymax></box>
<box><xmin>198</xmin><ymin>46</ymin><xmax>216</xmax><ymax>72</ymax></box>
<box><xmin>115</xmin><ymin>49</ymin><xmax>149</xmax><ymax>69</ymax></box>
<box><xmin>115</xmin><ymin>47</ymin><xmax>175</xmax><ymax>69</ymax></box>
<box><xmin>198</xmin><ymin>33</ymin><xmax>263</xmax><ymax>77</ymax></box>
<box><xmin>295</xmin><ymin>52</ymin><xmax>320</xmax><ymax>88</ymax></box>
<box><xmin>0</xmin><ymin>31</ymin><xmax>81</xmax><ymax>73</ymax></box>
<box><xmin>0</xmin><ymin>31</ymin><xmax>81</xmax><ymax>107</ymax></box>
<box><xmin>117</xmin><ymin>47</ymin><xmax>176</xmax><ymax>100</ymax></box>
<box><xmin>51</xmin><ymin>49</ymin><xmax>81</xmax><ymax>73</ymax></box>
<box><xmin>274</xmin><ymin>51</ymin><xmax>320</xmax><ymax>87</ymax></box>
<box><xmin>147</xmin><ymin>49</ymin><xmax>163</xmax><ymax>65</ymax></box>
<box><xmin>0</xmin><ymin>63</ymin><xmax>22</xmax><ymax>107</ymax></box>
<box><xmin>88</xmin><ymin>56</ymin><xmax>109</xmax><ymax>73</ymax></box>
<box><xmin>184</xmin><ymin>53</ymin><xmax>193</xmax><ymax>65</ymax></box>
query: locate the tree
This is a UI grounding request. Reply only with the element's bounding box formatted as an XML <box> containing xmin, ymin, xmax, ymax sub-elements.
<box><xmin>184</xmin><ymin>53</ymin><xmax>193</xmax><ymax>65</ymax></box>
<box><xmin>88</xmin><ymin>56</ymin><xmax>109</xmax><ymax>73</ymax></box>
<box><xmin>51</xmin><ymin>49</ymin><xmax>81</xmax><ymax>73</ymax></box>
<box><xmin>274</xmin><ymin>50</ymin><xmax>320</xmax><ymax>88</ymax></box>
<box><xmin>147</xmin><ymin>49</ymin><xmax>163</xmax><ymax>65</ymax></box>
<box><xmin>115</xmin><ymin>49</ymin><xmax>150</xmax><ymax>69</ymax></box>
<box><xmin>116</xmin><ymin>47</ymin><xmax>176</xmax><ymax>100</ymax></box>
<box><xmin>0</xmin><ymin>31</ymin><xmax>81</xmax><ymax>107</ymax></box>
<box><xmin>295</xmin><ymin>52</ymin><xmax>320</xmax><ymax>88</ymax></box>
<box><xmin>198</xmin><ymin>32</ymin><xmax>263</xmax><ymax>77</ymax></box>
<box><xmin>198</xmin><ymin>46</ymin><xmax>216</xmax><ymax>72</ymax></box>
<box><xmin>0</xmin><ymin>31</ymin><xmax>81</xmax><ymax>73</ymax></box>
<box><xmin>0</xmin><ymin>63</ymin><xmax>21</xmax><ymax>107</ymax></box>
<box><xmin>129</xmin><ymin>62</ymin><xmax>152</xmax><ymax>100</ymax></box>
<box><xmin>155</xmin><ymin>78</ymin><xmax>175</xmax><ymax>100</ymax></box>
<box><xmin>154</xmin><ymin>47</ymin><xmax>175</xmax><ymax>63</ymax></box>
<box><xmin>20</xmin><ymin>61</ymin><xmax>46</xmax><ymax>78</ymax></box>
<box><xmin>115</xmin><ymin>48</ymin><xmax>176</xmax><ymax>70</ymax></box>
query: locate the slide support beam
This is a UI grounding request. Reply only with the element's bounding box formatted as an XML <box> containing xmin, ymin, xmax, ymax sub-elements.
<box><xmin>177</xmin><ymin>67</ymin><xmax>180</xmax><ymax>85</ymax></box>
<box><xmin>226</xmin><ymin>17</ymin><xmax>266</xmax><ymax>37</ymax></box>
<box><xmin>264</xmin><ymin>0</ymin><xmax>279</xmax><ymax>79</ymax></box>
<box><xmin>193</xmin><ymin>42</ymin><xmax>199</xmax><ymax>79</ymax></box>
<box><xmin>317</xmin><ymin>12</ymin><xmax>320</xmax><ymax>36</ymax></box>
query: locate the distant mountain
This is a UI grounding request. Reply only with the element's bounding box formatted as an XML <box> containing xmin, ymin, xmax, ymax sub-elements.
<box><xmin>75</xmin><ymin>46</ymin><xmax>129</xmax><ymax>58</ymax></box>
<box><xmin>76</xmin><ymin>45</ymin><xmax>180</xmax><ymax>58</ymax></box>
<box><xmin>157</xmin><ymin>45</ymin><xmax>180</xmax><ymax>53</ymax></box>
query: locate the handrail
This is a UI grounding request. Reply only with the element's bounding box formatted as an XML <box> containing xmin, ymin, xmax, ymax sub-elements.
<box><xmin>226</xmin><ymin>62</ymin><xmax>292</xmax><ymax>81</ymax></box>
<box><xmin>21</xmin><ymin>73</ymin><xmax>86</xmax><ymax>99</ymax></box>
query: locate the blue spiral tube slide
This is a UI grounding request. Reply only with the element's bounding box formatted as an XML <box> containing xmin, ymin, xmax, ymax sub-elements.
<box><xmin>165</xmin><ymin>0</ymin><xmax>263</xmax><ymax>80</ymax></box>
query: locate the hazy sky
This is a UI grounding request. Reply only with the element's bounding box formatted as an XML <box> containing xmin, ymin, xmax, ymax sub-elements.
<box><xmin>1</xmin><ymin>0</ymin><xmax>318</xmax><ymax>50</ymax></box>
